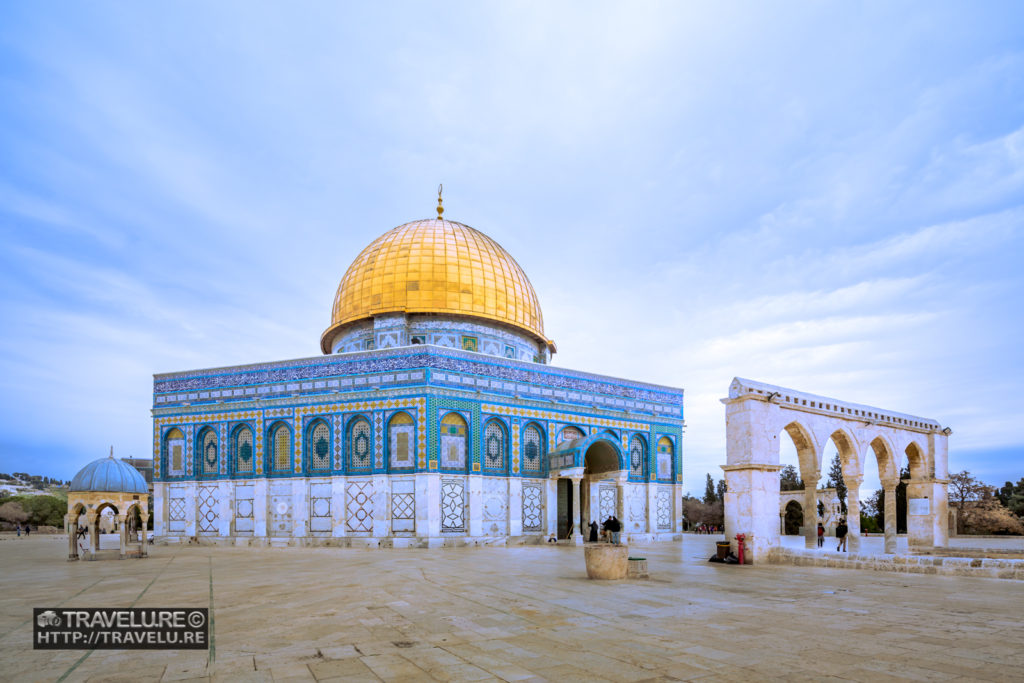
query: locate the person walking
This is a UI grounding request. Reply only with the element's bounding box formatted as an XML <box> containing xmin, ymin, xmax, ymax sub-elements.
<box><xmin>836</xmin><ymin>519</ymin><xmax>848</xmax><ymax>552</ymax></box>
<box><xmin>588</xmin><ymin>520</ymin><xmax>599</xmax><ymax>543</ymax></box>
<box><xmin>817</xmin><ymin>522</ymin><xmax>825</xmax><ymax>548</ymax></box>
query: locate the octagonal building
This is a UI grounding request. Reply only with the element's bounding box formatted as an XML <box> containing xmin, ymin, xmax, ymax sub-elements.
<box><xmin>152</xmin><ymin>207</ymin><xmax>685</xmax><ymax>546</ymax></box>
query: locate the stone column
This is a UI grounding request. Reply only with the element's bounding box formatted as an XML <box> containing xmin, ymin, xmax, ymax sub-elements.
<box><xmin>545</xmin><ymin>478</ymin><xmax>558</xmax><ymax>539</ymax></box>
<box><xmin>332</xmin><ymin>475</ymin><xmax>348</xmax><ymax>539</ymax></box>
<box><xmin>253</xmin><ymin>479</ymin><xmax>268</xmax><ymax>538</ymax></box>
<box><xmin>570</xmin><ymin>476</ymin><xmax>584</xmax><ymax>545</ymax></box>
<box><xmin>615</xmin><ymin>478</ymin><xmax>626</xmax><ymax>524</ymax></box>
<box><xmin>846</xmin><ymin>476</ymin><xmax>862</xmax><ymax>552</ymax></box>
<box><xmin>118</xmin><ymin>515</ymin><xmax>127</xmax><ymax>558</ymax></box>
<box><xmin>646</xmin><ymin>482</ymin><xmax>657</xmax><ymax>535</ymax></box>
<box><xmin>88</xmin><ymin>513</ymin><xmax>100</xmax><ymax>560</ymax></box>
<box><xmin>882</xmin><ymin>480</ymin><xmax>898</xmax><ymax>554</ymax></box>
<box><xmin>803</xmin><ymin>480</ymin><xmax>819</xmax><ymax>549</ymax></box>
<box><xmin>66</xmin><ymin>516</ymin><xmax>77</xmax><ymax>561</ymax></box>
<box><xmin>153</xmin><ymin>483</ymin><xmax>166</xmax><ymax>537</ymax></box>
<box><xmin>141</xmin><ymin>515</ymin><xmax>149</xmax><ymax>557</ymax></box>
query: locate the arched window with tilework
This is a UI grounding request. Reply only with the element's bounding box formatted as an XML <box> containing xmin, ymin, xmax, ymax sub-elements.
<box><xmin>165</xmin><ymin>427</ymin><xmax>185</xmax><ymax>476</ymax></box>
<box><xmin>439</xmin><ymin>412</ymin><xmax>468</xmax><ymax>470</ymax></box>
<box><xmin>348</xmin><ymin>416</ymin><xmax>372</xmax><ymax>470</ymax></box>
<box><xmin>521</xmin><ymin>423</ymin><xmax>545</xmax><ymax>474</ymax></box>
<box><xmin>233</xmin><ymin>425</ymin><xmax>254</xmax><ymax>475</ymax></box>
<box><xmin>656</xmin><ymin>436</ymin><xmax>674</xmax><ymax>481</ymax></box>
<box><xmin>269</xmin><ymin>422</ymin><xmax>292</xmax><ymax>473</ymax></box>
<box><xmin>307</xmin><ymin>419</ymin><xmax>331</xmax><ymax>472</ymax></box>
<box><xmin>483</xmin><ymin>419</ymin><xmax>507</xmax><ymax>471</ymax></box>
<box><xmin>388</xmin><ymin>412</ymin><xmax>415</xmax><ymax>469</ymax></box>
<box><xmin>198</xmin><ymin>426</ymin><xmax>218</xmax><ymax>476</ymax></box>
<box><xmin>629</xmin><ymin>434</ymin><xmax>647</xmax><ymax>479</ymax></box>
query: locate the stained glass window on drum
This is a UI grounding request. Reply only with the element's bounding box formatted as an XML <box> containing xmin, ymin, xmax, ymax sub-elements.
<box><xmin>484</xmin><ymin>420</ymin><xmax>505</xmax><ymax>469</ymax></box>
<box><xmin>310</xmin><ymin>421</ymin><xmax>330</xmax><ymax>470</ymax></box>
<box><xmin>522</xmin><ymin>424</ymin><xmax>543</xmax><ymax>473</ymax></box>
<box><xmin>201</xmin><ymin>428</ymin><xmax>218</xmax><ymax>475</ymax></box>
<box><xmin>629</xmin><ymin>434</ymin><xmax>646</xmax><ymax>478</ymax></box>
<box><xmin>350</xmin><ymin>418</ymin><xmax>371</xmax><ymax>469</ymax></box>
<box><xmin>235</xmin><ymin>426</ymin><xmax>253</xmax><ymax>474</ymax></box>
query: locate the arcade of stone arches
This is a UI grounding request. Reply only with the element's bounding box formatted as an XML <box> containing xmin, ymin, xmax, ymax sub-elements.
<box><xmin>722</xmin><ymin>377</ymin><xmax>950</xmax><ymax>563</ymax></box>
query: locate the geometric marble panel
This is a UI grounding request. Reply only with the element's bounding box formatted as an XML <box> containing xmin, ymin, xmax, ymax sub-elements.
<box><xmin>656</xmin><ymin>487</ymin><xmax>672</xmax><ymax>530</ymax></box>
<box><xmin>269</xmin><ymin>481</ymin><xmax>292</xmax><ymax>537</ymax></box>
<box><xmin>168</xmin><ymin>490</ymin><xmax>186</xmax><ymax>533</ymax></box>
<box><xmin>235</xmin><ymin>484</ymin><xmax>254</xmax><ymax>534</ymax></box>
<box><xmin>482</xmin><ymin>477</ymin><xmax>507</xmax><ymax>535</ymax></box>
<box><xmin>310</xmin><ymin>482</ymin><xmax>332</xmax><ymax>534</ymax></box>
<box><xmin>441</xmin><ymin>479</ymin><xmax>465</xmax><ymax>533</ymax></box>
<box><xmin>522</xmin><ymin>484</ymin><xmax>543</xmax><ymax>532</ymax></box>
<box><xmin>197</xmin><ymin>485</ymin><xmax>218</xmax><ymax>534</ymax></box>
<box><xmin>346</xmin><ymin>480</ymin><xmax>373</xmax><ymax>533</ymax></box>
<box><xmin>599</xmin><ymin>485</ymin><xmax>617</xmax><ymax>522</ymax></box>
<box><xmin>391</xmin><ymin>479</ymin><xmax>415</xmax><ymax>533</ymax></box>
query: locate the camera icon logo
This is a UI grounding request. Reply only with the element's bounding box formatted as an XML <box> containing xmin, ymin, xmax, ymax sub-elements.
<box><xmin>37</xmin><ymin>610</ymin><xmax>61</xmax><ymax>628</ymax></box>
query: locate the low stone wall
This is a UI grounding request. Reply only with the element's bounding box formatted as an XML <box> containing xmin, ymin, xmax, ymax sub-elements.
<box><xmin>769</xmin><ymin>547</ymin><xmax>1024</xmax><ymax>581</ymax></box>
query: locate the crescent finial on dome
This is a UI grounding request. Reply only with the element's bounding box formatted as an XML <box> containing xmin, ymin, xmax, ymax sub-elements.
<box><xmin>437</xmin><ymin>184</ymin><xmax>444</xmax><ymax>219</ymax></box>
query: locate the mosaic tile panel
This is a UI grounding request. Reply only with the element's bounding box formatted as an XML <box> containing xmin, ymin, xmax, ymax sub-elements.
<box><xmin>522</xmin><ymin>484</ymin><xmax>543</xmax><ymax>532</ymax></box>
<box><xmin>309</xmin><ymin>421</ymin><xmax>331</xmax><ymax>471</ymax></box>
<box><xmin>332</xmin><ymin>414</ymin><xmax>343</xmax><ymax>469</ymax></box>
<box><xmin>346</xmin><ymin>481</ymin><xmax>373</xmax><ymax>533</ymax></box>
<box><xmin>521</xmin><ymin>423</ymin><xmax>543</xmax><ymax>474</ymax></box>
<box><xmin>349</xmin><ymin>417</ymin><xmax>373</xmax><ymax>470</ymax></box>
<box><xmin>197</xmin><ymin>485</ymin><xmax>218</xmax><ymax>534</ymax></box>
<box><xmin>441</xmin><ymin>479</ymin><xmax>465</xmax><ymax>532</ymax></box>
<box><xmin>219</xmin><ymin>423</ymin><xmax>227</xmax><ymax>475</ymax></box>
<box><xmin>374</xmin><ymin>413</ymin><xmax>383</xmax><ymax>468</ymax></box>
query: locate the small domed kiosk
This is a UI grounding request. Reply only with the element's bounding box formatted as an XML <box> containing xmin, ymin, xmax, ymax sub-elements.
<box><xmin>67</xmin><ymin>449</ymin><xmax>149</xmax><ymax>560</ymax></box>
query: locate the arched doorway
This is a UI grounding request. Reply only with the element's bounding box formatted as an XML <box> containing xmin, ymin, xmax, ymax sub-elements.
<box><xmin>784</xmin><ymin>501</ymin><xmax>803</xmax><ymax>535</ymax></box>
<box><xmin>550</xmin><ymin>435</ymin><xmax>625</xmax><ymax>543</ymax></box>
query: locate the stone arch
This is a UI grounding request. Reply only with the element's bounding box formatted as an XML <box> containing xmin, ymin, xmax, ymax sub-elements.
<box><xmin>783</xmin><ymin>500</ymin><xmax>803</xmax><ymax>535</ymax></box>
<box><xmin>904</xmin><ymin>440</ymin><xmax>927</xmax><ymax>480</ymax></box>
<box><xmin>866</xmin><ymin>434</ymin><xmax>899</xmax><ymax>484</ymax></box>
<box><xmin>583</xmin><ymin>438</ymin><xmax>622</xmax><ymax>475</ymax></box>
<box><xmin>722</xmin><ymin>377</ymin><xmax>950</xmax><ymax>563</ymax></box>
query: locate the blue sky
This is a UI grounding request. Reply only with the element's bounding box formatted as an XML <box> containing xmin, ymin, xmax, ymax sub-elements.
<box><xmin>1</xmin><ymin>2</ymin><xmax>1022</xmax><ymax>497</ymax></box>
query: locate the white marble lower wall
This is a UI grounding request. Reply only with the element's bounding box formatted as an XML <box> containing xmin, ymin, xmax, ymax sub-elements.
<box><xmin>153</xmin><ymin>477</ymin><xmax>681</xmax><ymax>545</ymax></box>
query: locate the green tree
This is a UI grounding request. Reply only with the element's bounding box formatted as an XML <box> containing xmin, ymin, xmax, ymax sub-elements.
<box><xmin>825</xmin><ymin>453</ymin><xmax>847</xmax><ymax>514</ymax></box>
<box><xmin>703</xmin><ymin>474</ymin><xmax>716</xmax><ymax>505</ymax></box>
<box><xmin>715</xmin><ymin>479</ymin><xmax>726</xmax><ymax>503</ymax></box>
<box><xmin>779</xmin><ymin>464</ymin><xmax>804</xmax><ymax>491</ymax></box>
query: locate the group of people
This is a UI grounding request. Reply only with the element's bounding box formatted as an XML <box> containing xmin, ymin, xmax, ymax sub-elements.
<box><xmin>692</xmin><ymin>524</ymin><xmax>719</xmax><ymax>534</ymax></box>
<box><xmin>589</xmin><ymin>516</ymin><xmax>623</xmax><ymax>544</ymax></box>
<box><xmin>816</xmin><ymin>520</ymin><xmax>849</xmax><ymax>551</ymax></box>
<box><xmin>14</xmin><ymin>523</ymin><xmax>31</xmax><ymax>536</ymax></box>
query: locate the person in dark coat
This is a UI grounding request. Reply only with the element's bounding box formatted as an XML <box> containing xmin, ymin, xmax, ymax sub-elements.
<box><xmin>609</xmin><ymin>516</ymin><xmax>622</xmax><ymax>545</ymax></box>
<box><xmin>836</xmin><ymin>519</ymin><xmax>848</xmax><ymax>551</ymax></box>
<box><xmin>588</xmin><ymin>520</ymin><xmax>599</xmax><ymax>542</ymax></box>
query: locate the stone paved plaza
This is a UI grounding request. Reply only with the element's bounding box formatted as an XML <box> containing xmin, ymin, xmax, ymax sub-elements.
<box><xmin>1</xmin><ymin>534</ymin><xmax>1023</xmax><ymax>682</ymax></box>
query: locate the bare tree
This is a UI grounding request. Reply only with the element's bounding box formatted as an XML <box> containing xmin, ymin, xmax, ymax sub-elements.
<box><xmin>0</xmin><ymin>501</ymin><xmax>29</xmax><ymax>526</ymax></box>
<box><xmin>949</xmin><ymin>470</ymin><xmax>988</xmax><ymax>534</ymax></box>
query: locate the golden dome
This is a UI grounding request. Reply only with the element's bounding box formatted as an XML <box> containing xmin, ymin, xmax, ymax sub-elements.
<box><xmin>321</xmin><ymin>218</ymin><xmax>554</xmax><ymax>354</ymax></box>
